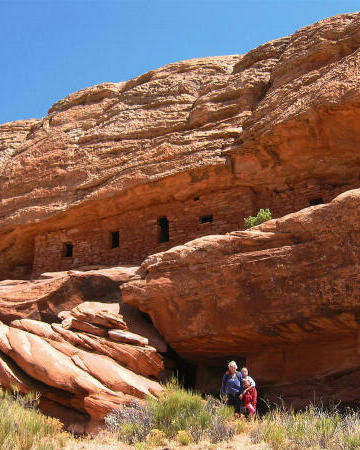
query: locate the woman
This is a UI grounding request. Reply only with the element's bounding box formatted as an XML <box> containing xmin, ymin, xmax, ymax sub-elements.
<box><xmin>220</xmin><ymin>361</ymin><xmax>243</xmax><ymax>414</ymax></box>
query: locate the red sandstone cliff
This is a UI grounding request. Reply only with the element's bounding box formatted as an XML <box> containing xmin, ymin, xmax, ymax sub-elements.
<box><xmin>122</xmin><ymin>188</ymin><xmax>360</xmax><ymax>407</ymax></box>
<box><xmin>1</xmin><ymin>12</ymin><xmax>360</xmax><ymax>418</ymax></box>
<box><xmin>2</xmin><ymin>13</ymin><xmax>360</xmax><ymax>278</ymax></box>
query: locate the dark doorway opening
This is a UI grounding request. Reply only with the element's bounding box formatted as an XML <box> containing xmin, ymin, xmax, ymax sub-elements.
<box><xmin>309</xmin><ymin>197</ymin><xmax>324</xmax><ymax>206</ymax></box>
<box><xmin>158</xmin><ymin>216</ymin><xmax>169</xmax><ymax>243</ymax></box>
<box><xmin>200</xmin><ymin>215</ymin><xmax>213</xmax><ymax>223</ymax></box>
<box><xmin>164</xmin><ymin>345</ymin><xmax>197</xmax><ymax>390</ymax></box>
<box><xmin>63</xmin><ymin>243</ymin><xmax>73</xmax><ymax>258</ymax></box>
<box><xmin>111</xmin><ymin>231</ymin><xmax>120</xmax><ymax>248</ymax></box>
<box><xmin>139</xmin><ymin>311</ymin><xmax>196</xmax><ymax>389</ymax></box>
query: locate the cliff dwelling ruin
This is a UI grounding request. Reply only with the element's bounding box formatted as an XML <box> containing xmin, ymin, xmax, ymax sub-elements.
<box><xmin>31</xmin><ymin>177</ymin><xmax>360</xmax><ymax>277</ymax></box>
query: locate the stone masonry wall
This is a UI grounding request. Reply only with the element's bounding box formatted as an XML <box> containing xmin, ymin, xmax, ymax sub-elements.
<box><xmin>32</xmin><ymin>180</ymin><xmax>359</xmax><ymax>277</ymax></box>
<box><xmin>32</xmin><ymin>186</ymin><xmax>254</xmax><ymax>277</ymax></box>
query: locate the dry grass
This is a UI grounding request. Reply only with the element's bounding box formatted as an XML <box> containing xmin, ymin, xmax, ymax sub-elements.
<box><xmin>0</xmin><ymin>389</ymin><xmax>70</xmax><ymax>450</ymax></box>
<box><xmin>251</xmin><ymin>405</ymin><xmax>360</xmax><ymax>450</ymax></box>
<box><xmin>65</xmin><ymin>429</ymin><xmax>269</xmax><ymax>450</ymax></box>
<box><xmin>4</xmin><ymin>384</ymin><xmax>360</xmax><ymax>450</ymax></box>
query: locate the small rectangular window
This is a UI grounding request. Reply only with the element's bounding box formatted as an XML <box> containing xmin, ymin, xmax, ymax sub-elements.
<box><xmin>200</xmin><ymin>215</ymin><xmax>213</xmax><ymax>223</ymax></box>
<box><xmin>63</xmin><ymin>243</ymin><xmax>73</xmax><ymax>258</ymax></box>
<box><xmin>111</xmin><ymin>231</ymin><xmax>120</xmax><ymax>249</ymax></box>
<box><xmin>158</xmin><ymin>216</ymin><xmax>169</xmax><ymax>243</ymax></box>
<box><xmin>309</xmin><ymin>197</ymin><xmax>323</xmax><ymax>206</ymax></box>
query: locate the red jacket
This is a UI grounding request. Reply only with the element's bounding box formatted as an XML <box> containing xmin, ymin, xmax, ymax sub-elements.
<box><xmin>242</xmin><ymin>387</ymin><xmax>257</xmax><ymax>407</ymax></box>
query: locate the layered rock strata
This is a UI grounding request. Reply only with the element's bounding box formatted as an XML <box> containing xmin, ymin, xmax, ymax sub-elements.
<box><xmin>0</xmin><ymin>271</ymin><xmax>167</xmax><ymax>432</ymax></box>
<box><xmin>1</xmin><ymin>11</ymin><xmax>360</xmax><ymax>414</ymax></box>
<box><xmin>1</xmin><ymin>13</ymin><xmax>360</xmax><ymax>278</ymax></box>
<box><xmin>122</xmin><ymin>189</ymin><xmax>360</xmax><ymax>407</ymax></box>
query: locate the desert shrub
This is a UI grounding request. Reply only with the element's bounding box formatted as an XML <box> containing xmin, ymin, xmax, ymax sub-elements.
<box><xmin>209</xmin><ymin>415</ymin><xmax>235</xmax><ymax>443</ymax></box>
<box><xmin>343</xmin><ymin>433</ymin><xmax>360</xmax><ymax>450</ymax></box>
<box><xmin>258</xmin><ymin>420</ymin><xmax>287</xmax><ymax>450</ymax></box>
<box><xmin>105</xmin><ymin>378</ymin><xmax>235</xmax><ymax>444</ymax></box>
<box><xmin>251</xmin><ymin>404</ymin><xmax>360</xmax><ymax>450</ymax></box>
<box><xmin>176</xmin><ymin>430</ymin><xmax>194</xmax><ymax>445</ymax></box>
<box><xmin>244</xmin><ymin>208</ymin><xmax>272</xmax><ymax>229</ymax></box>
<box><xmin>104</xmin><ymin>400</ymin><xmax>152</xmax><ymax>443</ymax></box>
<box><xmin>214</xmin><ymin>403</ymin><xmax>235</xmax><ymax>421</ymax></box>
<box><xmin>148</xmin><ymin>379</ymin><xmax>212</xmax><ymax>438</ymax></box>
<box><xmin>233</xmin><ymin>417</ymin><xmax>252</xmax><ymax>435</ymax></box>
<box><xmin>12</xmin><ymin>388</ymin><xmax>40</xmax><ymax>410</ymax></box>
<box><xmin>134</xmin><ymin>443</ymin><xmax>148</xmax><ymax>450</ymax></box>
<box><xmin>0</xmin><ymin>389</ymin><xmax>68</xmax><ymax>450</ymax></box>
<box><xmin>145</xmin><ymin>428</ymin><xmax>167</xmax><ymax>446</ymax></box>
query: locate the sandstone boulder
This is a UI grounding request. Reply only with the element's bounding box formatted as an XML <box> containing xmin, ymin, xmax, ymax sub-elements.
<box><xmin>71</xmin><ymin>301</ymin><xmax>126</xmax><ymax>329</ymax></box>
<box><xmin>108</xmin><ymin>329</ymin><xmax>148</xmax><ymax>346</ymax></box>
<box><xmin>61</xmin><ymin>317</ymin><xmax>108</xmax><ymax>337</ymax></box>
<box><xmin>0</xmin><ymin>271</ymin><xmax>121</xmax><ymax>323</ymax></box>
<box><xmin>0</xmin><ymin>269</ymin><xmax>167</xmax><ymax>431</ymax></box>
<box><xmin>0</xmin><ymin>311</ymin><xmax>163</xmax><ymax>431</ymax></box>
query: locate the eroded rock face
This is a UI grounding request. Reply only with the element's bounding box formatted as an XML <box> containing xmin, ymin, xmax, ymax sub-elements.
<box><xmin>2</xmin><ymin>13</ymin><xmax>360</xmax><ymax>278</ymax></box>
<box><xmin>122</xmin><ymin>189</ymin><xmax>360</xmax><ymax>406</ymax></box>
<box><xmin>0</xmin><ymin>271</ymin><xmax>122</xmax><ymax>323</ymax></box>
<box><xmin>0</xmin><ymin>269</ymin><xmax>168</xmax><ymax>431</ymax></box>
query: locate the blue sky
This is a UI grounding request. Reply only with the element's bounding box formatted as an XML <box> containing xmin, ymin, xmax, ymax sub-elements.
<box><xmin>1</xmin><ymin>0</ymin><xmax>359</xmax><ymax>124</ymax></box>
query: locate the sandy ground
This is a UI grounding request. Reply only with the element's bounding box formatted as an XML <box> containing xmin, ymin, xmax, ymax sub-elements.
<box><xmin>65</xmin><ymin>432</ymin><xmax>270</xmax><ymax>450</ymax></box>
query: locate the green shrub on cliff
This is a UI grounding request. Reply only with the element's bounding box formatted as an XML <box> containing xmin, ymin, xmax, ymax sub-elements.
<box><xmin>244</xmin><ymin>208</ymin><xmax>272</xmax><ymax>229</ymax></box>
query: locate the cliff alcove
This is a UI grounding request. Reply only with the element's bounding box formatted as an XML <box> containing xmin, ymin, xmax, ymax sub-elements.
<box><xmin>1</xmin><ymin>12</ymin><xmax>360</xmax><ymax>428</ymax></box>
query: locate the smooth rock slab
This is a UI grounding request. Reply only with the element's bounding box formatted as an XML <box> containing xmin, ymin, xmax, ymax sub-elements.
<box><xmin>0</xmin><ymin>322</ymin><xmax>162</xmax><ymax>427</ymax></box>
<box><xmin>61</xmin><ymin>317</ymin><xmax>108</xmax><ymax>337</ymax></box>
<box><xmin>71</xmin><ymin>302</ymin><xmax>126</xmax><ymax>329</ymax></box>
<box><xmin>108</xmin><ymin>329</ymin><xmax>148</xmax><ymax>346</ymax></box>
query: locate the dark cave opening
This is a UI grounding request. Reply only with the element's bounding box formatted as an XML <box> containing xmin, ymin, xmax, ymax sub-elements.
<box><xmin>139</xmin><ymin>311</ymin><xmax>268</xmax><ymax>412</ymax></box>
<box><xmin>162</xmin><ymin>345</ymin><xmax>197</xmax><ymax>390</ymax></box>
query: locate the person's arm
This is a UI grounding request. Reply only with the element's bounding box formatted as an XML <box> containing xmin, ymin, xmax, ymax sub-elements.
<box><xmin>237</xmin><ymin>372</ymin><xmax>244</xmax><ymax>394</ymax></box>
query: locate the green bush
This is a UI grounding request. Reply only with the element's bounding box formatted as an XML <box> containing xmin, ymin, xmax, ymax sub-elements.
<box><xmin>176</xmin><ymin>430</ymin><xmax>194</xmax><ymax>445</ymax></box>
<box><xmin>145</xmin><ymin>428</ymin><xmax>167</xmax><ymax>446</ymax></box>
<box><xmin>118</xmin><ymin>422</ymin><xmax>144</xmax><ymax>444</ymax></box>
<box><xmin>0</xmin><ymin>389</ymin><xmax>67</xmax><ymax>450</ymax></box>
<box><xmin>244</xmin><ymin>208</ymin><xmax>272</xmax><ymax>229</ymax></box>
<box><xmin>105</xmin><ymin>378</ymin><xmax>234</xmax><ymax>444</ymax></box>
<box><xmin>343</xmin><ymin>432</ymin><xmax>360</xmax><ymax>450</ymax></box>
<box><xmin>148</xmin><ymin>379</ymin><xmax>212</xmax><ymax>437</ymax></box>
